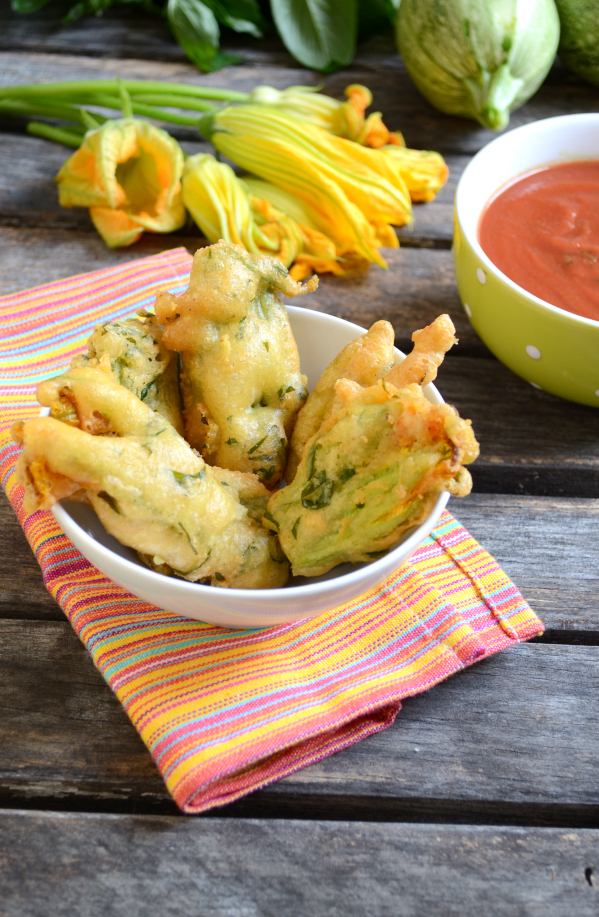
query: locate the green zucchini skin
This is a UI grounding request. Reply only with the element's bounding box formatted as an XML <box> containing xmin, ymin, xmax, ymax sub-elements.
<box><xmin>396</xmin><ymin>0</ymin><xmax>560</xmax><ymax>130</ymax></box>
<box><xmin>555</xmin><ymin>0</ymin><xmax>599</xmax><ymax>86</ymax></box>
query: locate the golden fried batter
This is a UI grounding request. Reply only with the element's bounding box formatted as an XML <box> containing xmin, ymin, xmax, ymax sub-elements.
<box><xmin>17</xmin><ymin>366</ymin><xmax>288</xmax><ymax>589</ymax></box>
<box><xmin>154</xmin><ymin>241</ymin><xmax>317</xmax><ymax>488</ymax></box>
<box><xmin>286</xmin><ymin>320</ymin><xmax>395</xmax><ymax>483</ymax></box>
<box><xmin>264</xmin><ymin>379</ymin><xmax>478</xmax><ymax>577</ymax></box>
<box><xmin>71</xmin><ymin>310</ymin><xmax>184</xmax><ymax>435</ymax></box>
<box><xmin>385</xmin><ymin>313</ymin><xmax>457</xmax><ymax>389</ymax></box>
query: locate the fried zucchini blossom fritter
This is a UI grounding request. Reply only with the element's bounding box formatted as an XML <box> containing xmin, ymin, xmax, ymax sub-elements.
<box><xmin>11</xmin><ymin>229</ymin><xmax>479</xmax><ymax>596</ymax></box>
<box><xmin>286</xmin><ymin>319</ymin><xmax>396</xmax><ymax>483</ymax></box>
<box><xmin>264</xmin><ymin>378</ymin><xmax>479</xmax><ymax>577</ymax></box>
<box><xmin>71</xmin><ymin>310</ymin><xmax>184</xmax><ymax>436</ymax></box>
<box><xmin>12</xmin><ymin>365</ymin><xmax>288</xmax><ymax>590</ymax></box>
<box><xmin>154</xmin><ymin>240</ymin><xmax>317</xmax><ymax>488</ymax></box>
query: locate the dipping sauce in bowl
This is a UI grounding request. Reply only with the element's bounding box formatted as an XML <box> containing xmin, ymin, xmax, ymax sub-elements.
<box><xmin>478</xmin><ymin>160</ymin><xmax>599</xmax><ymax>322</ymax></box>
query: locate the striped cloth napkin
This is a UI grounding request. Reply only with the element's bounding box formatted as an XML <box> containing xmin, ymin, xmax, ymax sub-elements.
<box><xmin>0</xmin><ymin>248</ymin><xmax>544</xmax><ymax>813</ymax></box>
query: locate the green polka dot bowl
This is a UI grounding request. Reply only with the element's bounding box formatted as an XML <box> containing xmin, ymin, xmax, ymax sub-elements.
<box><xmin>453</xmin><ymin>114</ymin><xmax>599</xmax><ymax>408</ymax></box>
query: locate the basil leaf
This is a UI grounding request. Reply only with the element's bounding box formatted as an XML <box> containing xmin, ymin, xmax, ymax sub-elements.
<box><xmin>337</xmin><ymin>467</ymin><xmax>356</xmax><ymax>483</ymax></box>
<box><xmin>96</xmin><ymin>491</ymin><xmax>120</xmax><ymax>514</ymax></box>
<box><xmin>167</xmin><ymin>0</ymin><xmax>242</xmax><ymax>72</ymax></box>
<box><xmin>301</xmin><ymin>469</ymin><xmax>334</xmax><ymax>509</ymax></box>
<box><xmin>11</xmin><ymin>0</ymin><xmax>52</xmax><ymax>11</ymax></box>
<box><xmin>208</xmin><ymin>0</ymin><xmax>264</xmax><ymax>37</ymax></box>
<box><xmin>263</xmin><ymin>510</ymin><xmax>280</xmax><ymax>531</ymax></box>
<box><xmin>62</xmin><ymin>0</ymin><xmax>123</xmax><ymax>23</ymax></box>
<box><xmin>270</xmin><ymin>0</ymin><xmax>357</xmax><ymax>72</ymax></box>
<box><xmin>357</xmin><ymin>0</ymin><xmax>392</xmax><ymax>39</ymax></box>
<box><xmin>383</xmin><ymin>0</ymin><xmax>400</xmax><ymax>23</ymax></box>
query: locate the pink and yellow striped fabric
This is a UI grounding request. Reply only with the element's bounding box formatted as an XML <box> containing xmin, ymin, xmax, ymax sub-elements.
<box><xmin>0</xmin><ymin>248</ymin><xmax>544</xmax><ymax>813</ymax></box>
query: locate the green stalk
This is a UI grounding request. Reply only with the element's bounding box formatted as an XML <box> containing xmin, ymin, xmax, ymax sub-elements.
<box><xmin>26</xmin><ymin>122</ymin><xmax>84</xmax><ymax>147</ymax></box>
<box><xmin>0</xmin><ymin>98</ymin><xmax>99</xmax><ymax>124</ymax></box>
<box><xmin>125</xmin><ymin>94</ymin><xmax>218</xmax><ymax>113</ymax></box>
<box><xmin>0</xmin><ymin>80</ymin><xmax>250</xmax><ymax>103</ymax></box>
<box><xmin>86</xmin><ymin>94</ymin><xmax>205</xmax><ymax>126</ymax></box>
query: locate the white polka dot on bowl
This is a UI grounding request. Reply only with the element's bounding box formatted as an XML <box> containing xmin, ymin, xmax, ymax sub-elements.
<box><xmin>526</xmin><ymin>345</ymin><xmax>541</xmax><ymax>360</ymax></box>
<box><xmin>463</xmin><ymin>303</ymin><xmax>472</xmax><ymax>318</ymax></box>
<box><xmin>595</xmin><ymin>390</ymin><xmax>599</xmax><ymax>398</ymax></box>
<box><xmin>476</xmin><ymin>268</ymin><xmax>486</xmax><ymax>284</ymax></box>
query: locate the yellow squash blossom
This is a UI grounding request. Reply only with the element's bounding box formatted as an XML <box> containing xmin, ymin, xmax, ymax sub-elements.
<box><xmin>242</xmin><ymin>178</ymin><xmax>344</xmax><ymax>280</ymax></box>
<box><xmin>382</xmin><ymin>146</ymin><xmax>449</xmax><ymax>203</ymax></box>
<box><xmin>250</xmin><ymin>84</ymin><xmax>404</xmax><ymax>148</ymax></box>
<box><xmin>182</xmin><ymin>154</ymin><xmax>342</xmax><ymax>279</ymax></box>
<box><xmin>201</xmin><ymin>105</ymin><xmax>412</xmax><ymax>268</ymax></box>
<box><xmin>56</xmin><ymin>118</ymin><xmax>186</xmax><ymax>248</ymax></box>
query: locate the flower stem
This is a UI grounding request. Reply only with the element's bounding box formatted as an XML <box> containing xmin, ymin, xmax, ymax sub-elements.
<box><xmin>117</xmin><ymin>79</ymin><xmax>133</xmax><ymax>119</ymax></box>
<box><xmin>0</xmin><ymin>98</ymin><xmax>99</xmax><ymax>124</ymax></box>
<box><xmin>26</xmin><ymin>122</ymin><xmax>84</xmax><ymax>147</ymax></box>
<box><xmin>0</xmin><ymin>80</ymin><xmax>250</xmax><ymax>103</ymax></box>
<box><xmin>87</xmin><ymin>94</ymin><xmax>205</xmax><ymax>126</ymax></box>
<box><xmin>124</xmin><ymin>94</ymin><xmax>218</xmax><ymax>113</ymax></box>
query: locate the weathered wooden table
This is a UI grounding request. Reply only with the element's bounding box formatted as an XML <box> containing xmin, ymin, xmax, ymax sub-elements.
<box><xmin>1</xmin><ymin>8</ymin><xmax>599</xmax><ymax>914</ymax></box>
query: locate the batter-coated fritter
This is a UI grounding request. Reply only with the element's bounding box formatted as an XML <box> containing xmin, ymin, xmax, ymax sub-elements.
<box><xmin>286</xmin><ymin>320</ymin><xmax>395</xmax><ymax>483</ymax></box>
<box><xmin>385</xmin><ymin>313</ymin><xmax>457</xmax><ymax>389</ymax></box>
<box><xmin>264</xmin><ymin>379</ymin><xmax>479</xmax><ymax>577</ymax></box>
<box><xmin>14</xmin><ymin>366</ymin><xmax>288</xmax><ymax>589</ymax></box>
<box><xmin>71</xmin><ymin>310</ymin><xmax>184</xmax><ymax>435</ymax></box>
<box><xmin>154</xmin><ymin>240</ymin><xmax>317</xmax><ymax>488</ymax></box>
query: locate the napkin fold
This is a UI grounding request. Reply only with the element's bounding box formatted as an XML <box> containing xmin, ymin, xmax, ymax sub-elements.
<box><xmin>0</xmin><ymin>249</ymin><xmax>543</xmax><ymax>813</ymax></box>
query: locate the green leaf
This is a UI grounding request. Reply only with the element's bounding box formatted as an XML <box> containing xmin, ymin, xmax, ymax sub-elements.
<box><xmin>263</xmin><ymin>510</ymin><xmax>280</xmax><ymax>531</ymax></box>
<box><xmin>301</xmin><ymin>469</ymin><xmax>334</xmax><ymax>509</ymax></box>
<box><xmin>383</xmin><ymin>0</ymin><xmax>400</xmax><ymax>23</ymax></box>
<box><xmin>167</xmin><ymin>0</ymin><xmax>243</xmax><ymax>72</ymax></box>
<box><xmin>357</xmin><ymin>0</ymin><xmax>393</xmax><ymax>39</ymax></box>
<box><xmin>62</xmin><ymin>0</ymin><xmax>121</xmax><ymax>22</ymax></box>
<box><xmin>270</xmin><ymin>0</ymin><xmax>357</xmax><ymax>71</ymax></box>
<box><xmin>96</xmin><ymin>491</ymin><xmax>121</xmax><ymax>514</ymax></box>
<box><xmin>206</xmin><ymin>0</ymin><xmax>264</xmax><ymax>38</ymax></box>
<box><xmin>11</xmin><ymin>0</ymin><xmax>52</xmax><ymax>11</ymax></box>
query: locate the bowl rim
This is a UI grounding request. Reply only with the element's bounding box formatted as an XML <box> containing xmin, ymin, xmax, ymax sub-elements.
<box><xmin>455</xmin><ymin>112</ymin><xmax>599</xmax><ymax>331</ymax></box>
<box><xmin>50</xmin><ymin>306</ymin><xmax>451</xmax><ymax>605</ymax></box>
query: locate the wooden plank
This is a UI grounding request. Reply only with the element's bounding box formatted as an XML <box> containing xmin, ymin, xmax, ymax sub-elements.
<box><xmin>0</xmin><ymin>226</ymin><xmax>480</xmax><ymax>351</ymax></box>
<box><xmin>438</xmin><ymin>356</ymin><xmax>599</xmax><ymax>496</ymax></box>
<box><xmin>0</xmin><ymin>6</ymin><xmax>192</xmax><ymax>64</ymax></box>
<box><xmin>1</xmin><ymin>619</ymin><xmax>599</xmax><ymax>823</ymax></box>
<box><xmin>0</xmin><ymin>133</ymin><xmax>463</xmax><ymax>246</ymax></box>
<box><xmin>1</xmin><ymin>812</ymin><xmax>599</xmax><ymax>917</ymax></box>
<box><xmin>453</xmin><ymin>495</ymin><xmax>599</xmax><ymax>634</ymax></box>
<box><xmin>0</xmin><ymin>2</ymin><xmax>294</xmax><ymax>67</ymax></box>
<box><xmin>268</xmin><ymin>643</ymin><xmax>599</xmax><ymax>824</ymax></box>
<box><xmin>3</xmin><ymin>490</ymin><xmax>598</xmax><ymax>630</ymax></box>
<box><xmin>1</xmin><ymin>52</ymin><xmax>597</xmax><ymax>156</ymax></box>
<box><xmin>0</xmin><ymin>619</ymin><xmax>174</xmax><ymax>813</ymax></box>
<box><xmin>0</xmin><ymin>491</ymin><xmax>62</xmax><ymax>620</ymax></box>
<box><xmin>0</xmin><ymin>225</ymin><xmax>198</xmax><ymax>296</ymax></box>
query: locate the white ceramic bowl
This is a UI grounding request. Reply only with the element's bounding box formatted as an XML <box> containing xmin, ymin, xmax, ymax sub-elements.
<box><xmin>52</xmin><ymin>307</ymin><xmax>449</xmax><ymax>629</ymax></box>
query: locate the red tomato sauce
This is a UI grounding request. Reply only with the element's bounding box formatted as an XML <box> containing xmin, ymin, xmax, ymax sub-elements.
<box><xmin>478</xmin><ymin>160</ymin><xmax>599</xmax><ymax>322</ymax></box>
